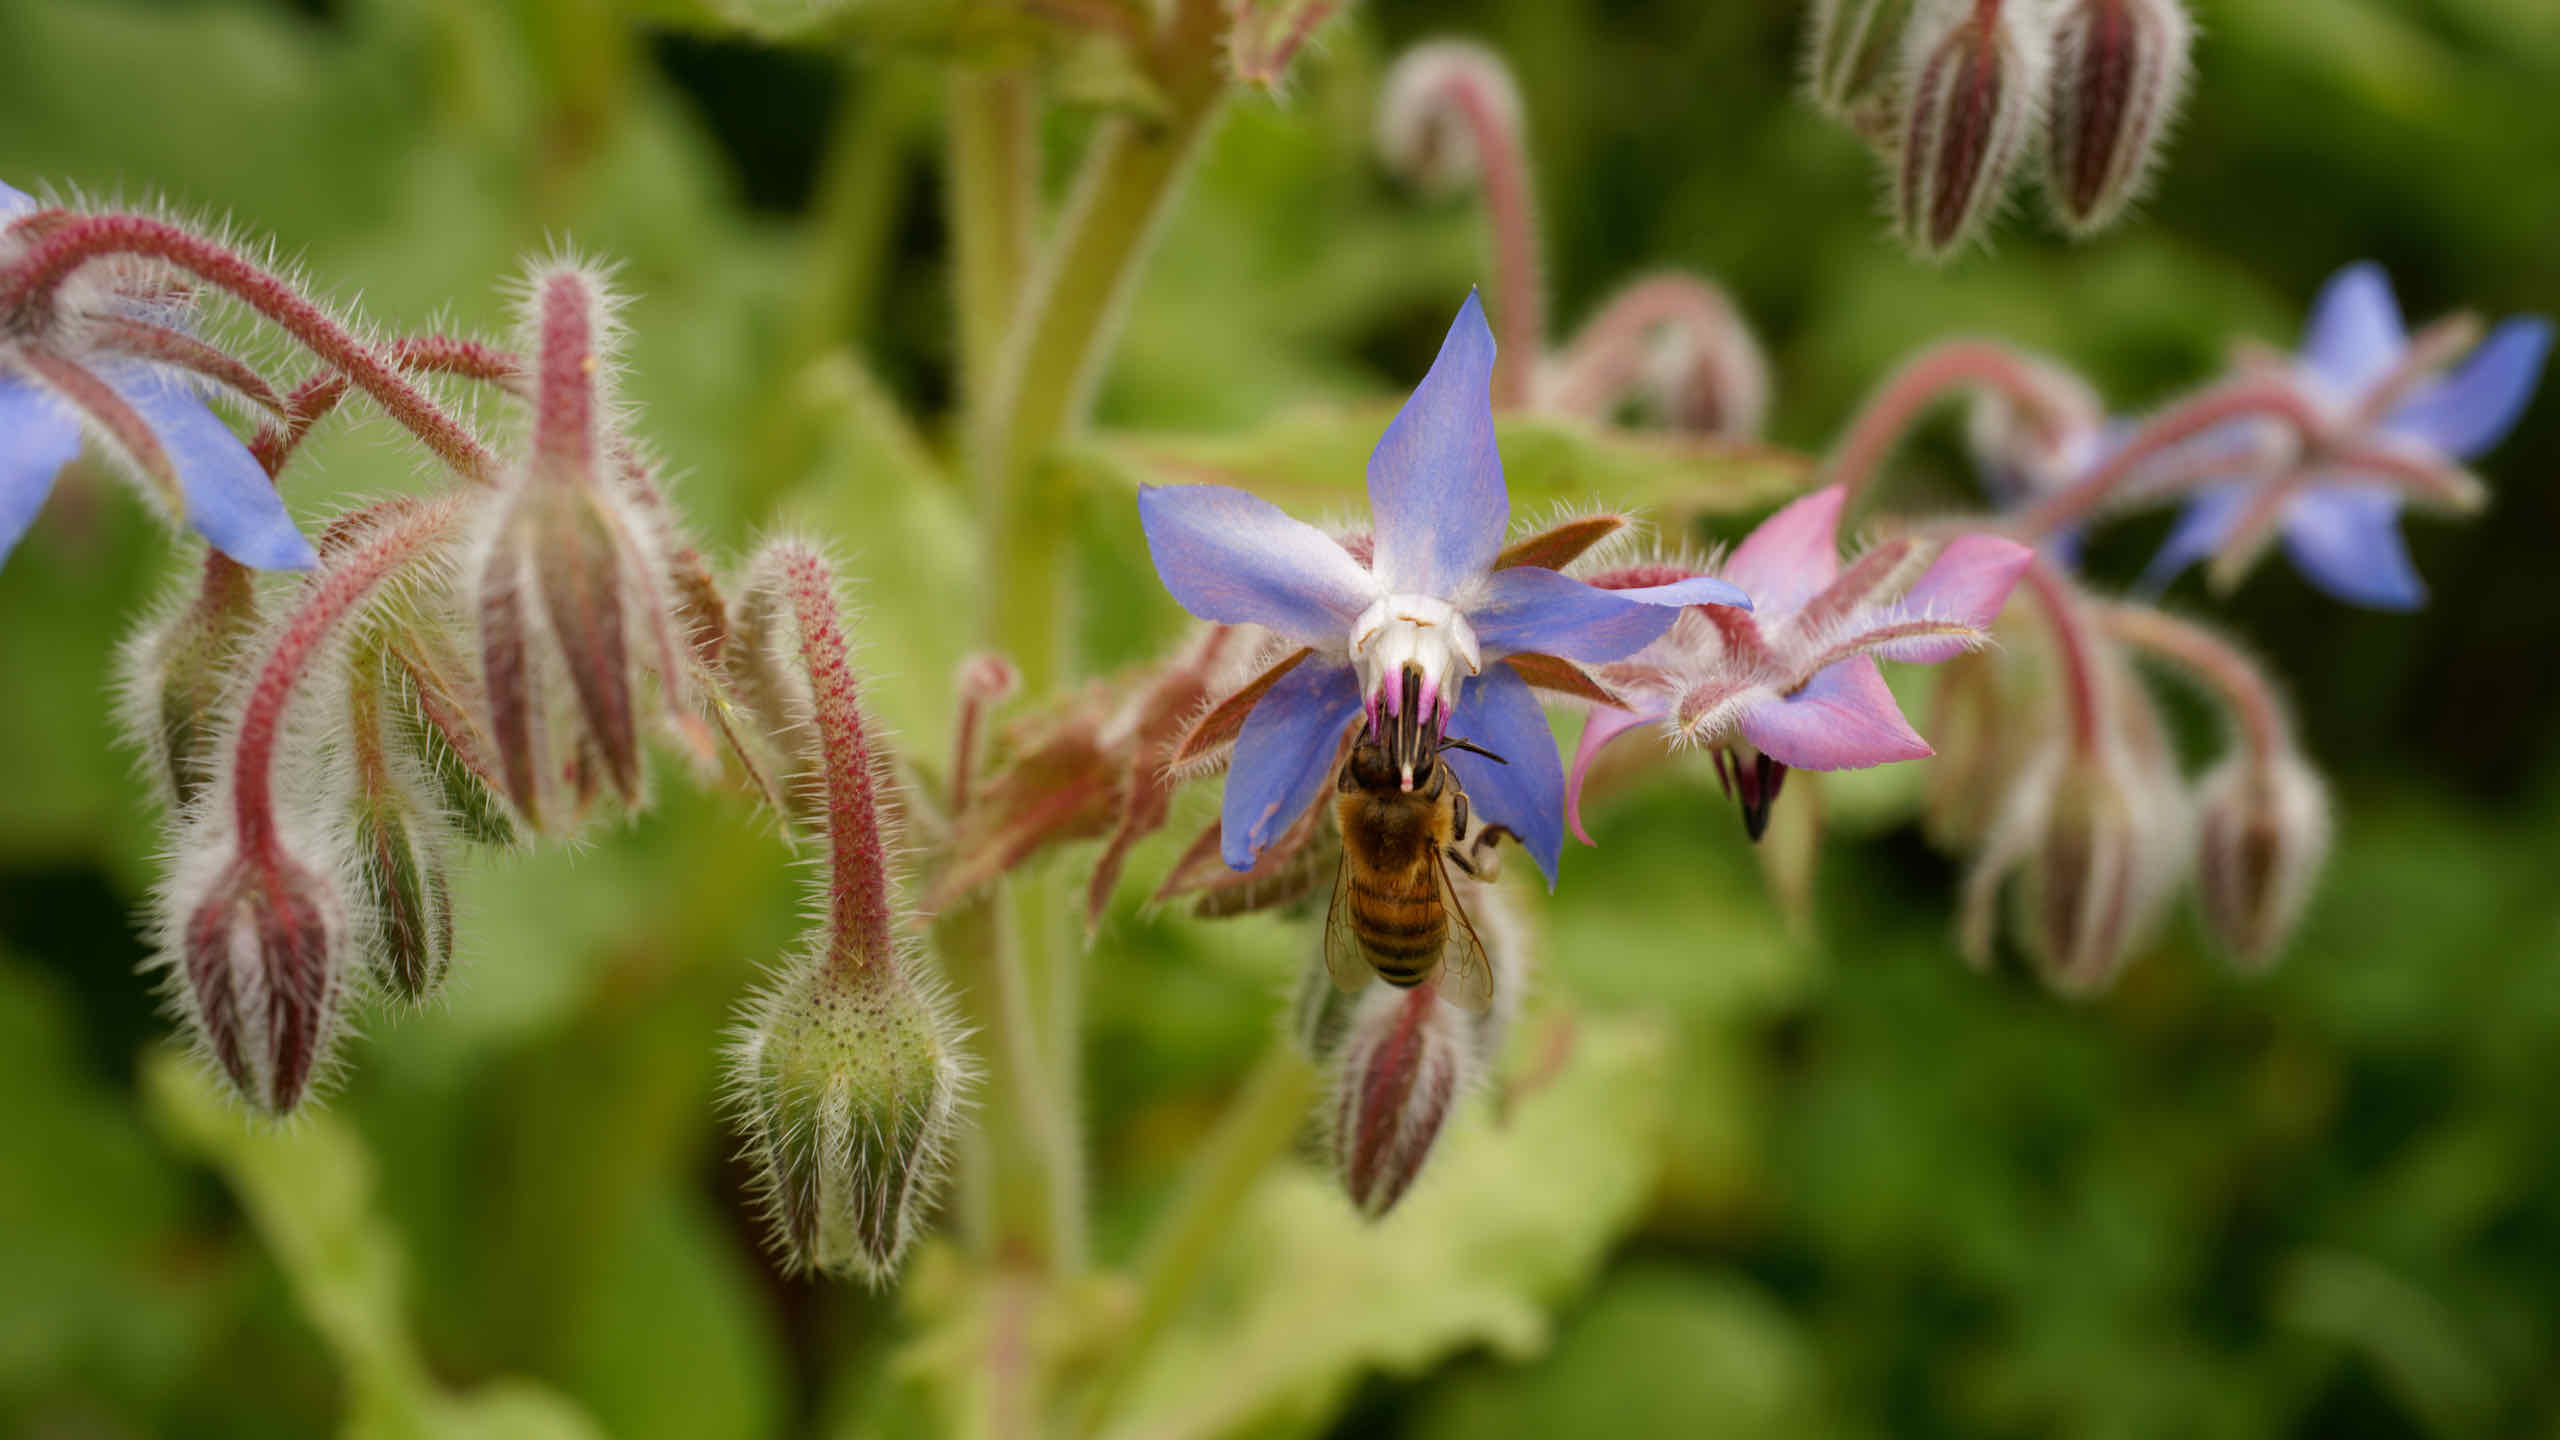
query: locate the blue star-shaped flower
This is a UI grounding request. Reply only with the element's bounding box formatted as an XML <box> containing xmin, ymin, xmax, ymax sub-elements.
<box><xmin>2143</xmin><ymin>262</ymin><xmax>2551</xmax><ymax>610</ymax></box>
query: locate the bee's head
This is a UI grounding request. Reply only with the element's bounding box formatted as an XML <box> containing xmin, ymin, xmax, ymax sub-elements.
<box><xmin>1346</xmin><ymin>735</ymin><xmax>1433</xmax><ymax>793</ymax></box>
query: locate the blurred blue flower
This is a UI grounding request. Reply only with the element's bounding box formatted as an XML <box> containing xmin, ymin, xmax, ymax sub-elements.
<box><xmin>1138</xmin><ymin>292</ymin><xmax>1747</xmax><ymax>883</ymax></box>
<box><xmin>0</xmin><ymin>180</ymin><xmax>314</xmax><ymax>572</ymax></box>
<box><xmin>2143</xmin><ymin>262</ymin><xmax>2551</xmax><ymax>610</ymax></box>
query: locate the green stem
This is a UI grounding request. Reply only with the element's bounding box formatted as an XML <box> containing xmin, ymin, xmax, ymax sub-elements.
<box><xmin>1072</xmin><ymin>1046</ymin><xmax>1321</xmax><ymax>1437</ymax></box>
<box><xmin>976</xmin><ymin>0</ymin><xmax>1234</xmax><ymax>696</ymax></box>
<box><xmin>950</xmin><ymin>65</ymin><xmax>1042</xmax><ymax>433</ymax></box>
<box><xmin>933</xmin><ymin>892</ymin><xmax>1077</xmax><ymax>1271</ymax></box>
<box><xmin>802</xmin><ymin>56</ymin><xmax>930</xmax><ymax>357</ymax></box>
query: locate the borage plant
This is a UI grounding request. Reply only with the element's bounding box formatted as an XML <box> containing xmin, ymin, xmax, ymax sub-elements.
<box><xmin>2</xmin><ymin>3</ymin><xmax>2547</xmax><ymax>1437</ymax></box>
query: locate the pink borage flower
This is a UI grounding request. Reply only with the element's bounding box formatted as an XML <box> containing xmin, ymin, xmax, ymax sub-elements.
<box><xmin>1137</xmin><ymin>293</ymin><xmax>1748</xmax><ymax>883</ymax></box>
<box><xmin>1568</xmin><ymin>484</ymin><xmax>2032</xmax><ymax>839</ymax></box>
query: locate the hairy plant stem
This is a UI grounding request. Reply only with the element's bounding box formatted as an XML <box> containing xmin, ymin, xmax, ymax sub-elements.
<box><xmin>2101</xmin><ymin>603</ymin><xmax>2292</xmax><ymax>764</ymax></box>
<box><xmin>936</xmin><ymin>0</ymin><xmax>1233</xmax><ymax>1327</ymax></box>
<box><xmin>1825</xmin><ymin>338</ymin><xmax>2078</xmax><ymax>513</ymax></box>
<box><xmin>1072</xmin><ymin>1045</ymin><xmax>1320</xmax><ymax>1437</ymax></box>
<box><xmin>2017</xmin><ymin>556</ymin><xmax>2107</xmax><ymax>761</ymax></box>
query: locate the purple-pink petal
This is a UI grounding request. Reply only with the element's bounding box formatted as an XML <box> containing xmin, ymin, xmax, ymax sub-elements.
<box><xmin>1139</xmin><ymin>483</ymin><xmax>1377</xmax><ymax>644</ymax></box>
<box><xmin>1722</xmin><ymin>484</ymin><xmax>1844</xmax><ymax>617</ymax></box>
<box><xmin>1566</xmin><ymin>702</ymin><xmax>1661</xmax><ymax>846</ymax></box>
<box><xmin>2298</xmin><ymin>261</ymin><xmax>2406</xmax><ymax>397</ymax></box>
<box><xmin>2385</xmin><ymin>316</ymin><xmax>2552</xmax><ymax>462</ymax></box>
<box><xmin>1738</xmin><ymin>656</ymin><xmax>1930</xmax><ymax>772</ymax></box>
<box><xmin>1604</xmin><ymin>575</ymin><xmax>1753</xmax><ymax>611</ymax></box>
<box><xmin>1440</xmin><ymin>663</ymin><xmax>1566</xmax><ymax>886</ymax></box>
<box><xmin>0</xmin><ymin>372</ymin><xmax>82</xmax><ymax>566</ymax></box>
<box><xmin>1879</xmin><ymin>534</ymin><xmax>2032</xmax><ymax>663</ymax></box>
<box><xmin>2280</xmin><ymin>487</ymin><xmax>2425</xmax><ymax>611</ymax></box>
<box><xmin>1221</xmin><ymin>657</ymin><xmax>1363</xmax><ymax>870</ymax></box>
<box><xmin>1367</xmin><ymin>292</ymin><xmax>1508</xmax><ymax>597</ymax></box>
<box><xmin>1467</xmin><ymin>565</ymin><xmax>1691</xmax><ymax>664</ymax></box>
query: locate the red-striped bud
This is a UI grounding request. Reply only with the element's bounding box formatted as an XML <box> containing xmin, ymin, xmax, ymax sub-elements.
<box><xmin>2044</xmin><ymin>0</ymin><xmax>2193</xmax><ymax>234</ymax></box>
<box><xmin>1332</xmin><ymin>982</ymin><xmax>1471</xmax><ymax>1218</ymax></box>
<box><xmin>2194</xmin><ymin>748</ymin><xmax>2329</xmax><ymax>974</ymax></box>
<box><xmin>1962</xmin><ymin>736</ymin><xmax>2187</xmax><ymax>995</ymax></box>
<box><xmin>169</xmin><ymin>848</ymin><xmax>349</xmax><ymax>1115</ymax></box>
<box><xmin>1896</xmin><ymin>0</ymin><xmax>2052</xmax><ymax>260</ymax></box>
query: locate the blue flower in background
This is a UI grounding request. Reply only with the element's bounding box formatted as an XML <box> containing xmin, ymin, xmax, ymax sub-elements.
<box><xmin>0</xmin><ymin>180</ymin><xmax>313</xmax><ymax>572</ymax></box>
<box><xmin>1138</xmin><ymin>292</ymin><xmax>1748</xmax><ymax>883</ymax></box>
<box><xmin>2143</xmin><ymin>262</ymin><xmax>2551</xmax><ymax>610</ymax></box>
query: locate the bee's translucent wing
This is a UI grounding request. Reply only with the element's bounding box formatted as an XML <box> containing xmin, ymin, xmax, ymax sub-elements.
<box><xmin>1323</xmin><ymin>848</ymin><xmax>1376</xmax><ymax>996</ymax></box>
<box><xmin>1431</xmin><ymin>850</ymin><xmax>1496</xmax><ymax>1015</ymax></box>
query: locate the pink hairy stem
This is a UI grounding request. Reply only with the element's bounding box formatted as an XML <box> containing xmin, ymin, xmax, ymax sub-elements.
<box><xmin>2016</xmin><ymin>376</ymin><xmax>2325</xmax><ymax>539</ymax></box>
<box><xmin>2017</xmin><ymin>555</ymin><xmax>2108</xmax><ymax>761</ymax></box>
<box><xmin>769</xmin><ymin>544</ymin><xmax>897</xmax><ymax>975</ymax></box>
<box><xmin>0</xmin><ymin>214</ymin><xmax>500</xmax><ymax>483</ymax></box>
<box><xmin>228</xmin><ymin>496</ymin><xmax>467</xmax><ymax>862</ymax></box>
<box><xmin>1825</xmin><ymin>339</ymin><xmax>2080</xmax><ymax>514</ymax></box>
<box><xmin>2101</xmin><ymin>603</ymin><xmax>2292</xmax><ymax>763</ymax></box>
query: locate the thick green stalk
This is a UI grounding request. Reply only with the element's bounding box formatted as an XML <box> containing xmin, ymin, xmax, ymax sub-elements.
<box><xmin>1072</xmin><ymin>1046</ymin><xmax>1321</xmax><ymax>1436</ymax></box>
<box><xmin>950</xmin><ymin>65</ymin><xmax>1041</xmax><ymax>431</ymax></box>
<box><xmin>933</xmin><ymin>893</ymin><xmax>1079</xmax><ymax>1270</ymax></box>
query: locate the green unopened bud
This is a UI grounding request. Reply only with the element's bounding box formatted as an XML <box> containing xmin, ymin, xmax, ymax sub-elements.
<box><xmin>729</xmin><ymin>965</ymin><xmax>969</xmax><ymax>1283</ymax></box>
<box><xmin>119</xmin><ymin>555</ymin><xmax>260</xmax><ymax>812</ymax></box>
<box><xmin>350</xmin><ymin>792</ymin><xmax>454</xmax><ymax>1003</ymax></box>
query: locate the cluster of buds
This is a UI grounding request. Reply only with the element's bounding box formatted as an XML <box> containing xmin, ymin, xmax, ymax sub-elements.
<box><xmin>724</xmin><ymin>541</ymin><xmax>971</xmax><ymax>1283</ymax></box>
<box><xmin>1809</xmin><ymin>0</ymin><xmax>2196</xmax><ymax>258</ymax></box>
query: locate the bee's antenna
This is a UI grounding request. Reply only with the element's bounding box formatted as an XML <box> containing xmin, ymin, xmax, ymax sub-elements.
<box><xmin>1440</xmin><ymin>736</ymin><xmax>1508</xmax><ymax>765</ymax></box>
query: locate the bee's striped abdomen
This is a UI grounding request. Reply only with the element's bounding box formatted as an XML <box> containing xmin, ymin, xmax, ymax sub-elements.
<box><xmin>1349</xmin><ymin>869</ymin><xmax>1444</xmax><ymax>986</ymax></box>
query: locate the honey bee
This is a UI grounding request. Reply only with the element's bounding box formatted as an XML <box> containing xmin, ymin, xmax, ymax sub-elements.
<box><xmin>1324</xmin><ymin>729</ymin><xmax>1504</xmax><ymax>1015</ymax></box>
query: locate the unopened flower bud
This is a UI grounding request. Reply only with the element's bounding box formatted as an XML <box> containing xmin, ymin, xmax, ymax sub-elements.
<box><xmin>1922</xmin><ymin>648</ymin><xmax>2018</xmax><ymax>849</ymax></box>
<box><xmin>1808</xmin><ymin>0</ymin><xmax>1919</xmax><ymax>143</ymax></box>
<box><xmin>169</xmin><ymin>847</ymin><xmax>349</xmax><ymax>1115</ymax></box>
<box><xmin>1963</xmin><ymin>738</ymin><xmax>2184</xmax><ymax>995</ymax></box>
<box><xmin>1896</xmin><ymin>0</ymin><xmax>2052</xmax><ymax>260</ymax></box>
<box><xmin>728</xmin><ymin>964</ymin><xmax>968</xmax><ymax>1282</ymax></box>
<box><xmin>387</xmin><ymin>629</ymin><xmax>519</xmax><ymax>848</ymax></box>
<box><xmin>472</xmin><ymin>264</ymin><xmax>668</xmax><ymax>828</ymax></box>
<box><xmin>2044</xmin><ymin>0</ymin><xmax>2194</xmax><ymax>234</ymax></box>
<box><xmin>1331</xmin><ymin>982</ymin><xmax>1472</xmax><ymax>1218</ymax></box>
<box><xmin>2194</xmin><ymin>748</ymin><xmax>2329</xmax><ymax>973</ymax></box>
<box><xmin>118</xmin><ymin>555</ymin><xmax>260</xmax><ymax>812</ymax></box>
<box><xmin>350</xmin><ymin>793</ymin><xmax>454</xmax><ymax>1003</ymax></box>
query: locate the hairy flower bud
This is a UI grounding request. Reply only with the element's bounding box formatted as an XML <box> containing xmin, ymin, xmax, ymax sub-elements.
<box><xmin>167</xmin><ymin>848</ymin><xmax>349</xmax><ymax>1115</ymax></box>
<box><xmin>1963</xmin><ymin>737</ymin><xmax>2186</xmax><ymax>995</ymax></box>
<box><xmin>1896</xmin><ymin>0</ymin><xmax>2052</xmax><ymax>260</ymax></box>
<box><xmin>2044</xmin><ymin>0</ymin><xmax>2193</xmax><ymax>234</ymax></box>
<box><xmin>350</xmin><ymin>792</ymin><xmax>454</xmax><ymax>1003</ymax></box>
<box><xmin>471</xmin><ymin>264</ymin><xmax>671</xmax><ymax>830</ymax></box>
<box><xmin>1808</xmin><ymin>0</ymin><xmax>1919</xmax><ymax>143</ymax></box>
<box><xmin>2194</xmin><ymin>748</ymin><xmax>2330</xmax><ymax>973</ymax></box>
<box><xmin>1331</xmin><ymin>982</ymin><xmax>1472</xmax><ymax>1218</ymax></box>
<box><xmin>729</xmin><ymin>965</ymin><xmax>969</xmax><ymax>1282</ymax></box>
<box><xmin>118</xmin><ymin>555</ymin><xmax>259</xmax><ymax>812</ymax></box>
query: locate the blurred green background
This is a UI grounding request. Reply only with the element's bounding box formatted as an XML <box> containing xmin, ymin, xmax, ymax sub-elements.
<box><xmin>4</xmin><ymin>1</ymin><xmax>2559</xmax><ymax>1436</ymax></box>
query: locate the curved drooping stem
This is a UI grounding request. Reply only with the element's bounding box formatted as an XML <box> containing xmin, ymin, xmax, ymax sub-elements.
<box><xmin>1824</xmin><ymin>338</ymin><xmax>2087</xmax><ymax>513</ymax></box>
<box><xmin>2016</xmin><ymin>555</ymin><xmax>2108</xmax><ymax>761</ymax></box>
<box><xmin>227</xmin><ymin>497</ymin><xmax>468</xmax><ymax>861</ymax></box>
<box><xmin>1</xmin><ymin>215</ymin><xmax>501</xmax><ymax>483</ymax></box>
<box><xmin>2015</xmin><ymin>376</ymin><xmax>2324</xmax><ymax>539</ymax></box>
<box><xmin>2100</xmin><ymin>603</ymin><xmax>2293</xmax><ymax>764</ymax></box>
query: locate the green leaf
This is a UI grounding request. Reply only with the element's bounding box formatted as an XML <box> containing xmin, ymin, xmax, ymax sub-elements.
<box><xmin>142</xmin><ymin>1050</ymin><xmax>610</xmax><ymax>1440</ymax></box>
<box><xmin>1099</xmin><ymin>1014</ymin><xmax>1675</xmax><ymax>1439</ymax></box>
<box><xmin>1112</xmin><ymin>409</ymin><xmax>1808</xmax><ymax>528</ymax></box>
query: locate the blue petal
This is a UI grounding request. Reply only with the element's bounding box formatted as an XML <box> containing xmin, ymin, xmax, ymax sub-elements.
<box><xmin>0</xmin><ymin>374</ymin><xmax>83</xmax><ymax>567</ymax></box>
<box><xmin>1606</xmin><ymin>575</ymin><xmax>1753</xmax><ymax>611</ymax></box>
<box><xmin>2136</xmin><ymin>483</ymin><xmax>2251</xmax><ymax>597</ymax></box>
<box><xmin>2281</xmin><ymin>488</ymin><xmax>2425</xmax><ymax>611</ymax></box>
<box><xmin>2298</xmin><ymin>262</ymin><xmax>2405</xmax><ymax>396</ymax></box>
<box><xmin>1138</xmin><ymin>483</ymin><xmax>1376</xmax><ymax>643</ymax></box>
<box><xmin>1442</xmin><ymin>663</ymin><xmax>1565</xmax><ymax>888</ymax></box>
<box><xmin>103</xmin><ymin>366</ymin><xmax>315</xmax><ymax>570</ymax></box>
<box><xmin>2385</xmin><ymin>316</ymin><xmax>2553</xmax><ymax>461</ymax></box>
<box><xmin>0</xmin><ymin>181</ymin><xmax>33</xmax><ymax>217</ymax></box>
<box><xmin>1220</xmin><ymin>658</ymin><xmax>1362</xmax><ymax>871</ymax></box>
<box><xmin>1468</xmin><ymin>566</ymin><xmax>1696</xmax><ymax>664</ymax></box>
<box><xmin>1367</xmin><ymin>292</ymin><xmax>1507</xmax><ymax>596</ymax></box>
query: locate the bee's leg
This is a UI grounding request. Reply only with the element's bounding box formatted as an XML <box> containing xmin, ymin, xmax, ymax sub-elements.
<box><xmin>1444</xmin><ymin>845</ymin><xmax>1481</xmax><ymax>879</ymax></box>
<box><xmin>1450</xmin><ymin>790</ymin><xmax>1470</xmax><ymax>838</ymax></box>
